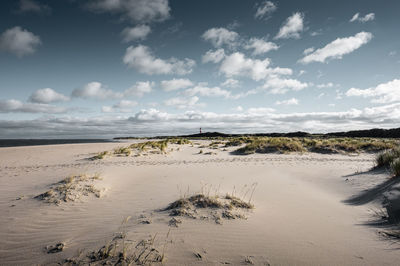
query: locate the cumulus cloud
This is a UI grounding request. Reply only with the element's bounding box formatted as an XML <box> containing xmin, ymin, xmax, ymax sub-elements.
<box><xmin>254</xmin><ymin>1</ymin><xmax>277</xmax><ymax>20</ymax></box>
<box><xmin>183</xmin><ymin>84</ymin><xmax>249</xmax><ymax>100</ymax></box>
<box><xmin>121</xmin><ymin>25</ymin><xmax>151</xmax><ymax>42</ymax></box>
<box><xmin>346</xmin><ymin>79</ymin><xmax>400</xmax><ymax>104</ymax></box>
<box><xmin>316</xmin><ymin>82</ymin><xmax>334</xmax><ymax>88</ymax></box>
<box><xmin>87</xmin><ymin>0</ymin><xmax>170</xmax><ymax>23</ymax></box>
<box><xmin>102</xmin><ymin>100</ymin><xmax>138</xmax><ymax>113</ymax></box>
<box><xmin>164</xmin><ymin>96</ymin><xmax>201</xmax><ymax>109</ymax></box>
<box><xmin>303</xmin><ymin>47</ymin><xmax>314</xmax><ymax>55</ymax></box>
<box><xmin>219</xmin><ymin>52</ymin><xmax>292</xmax><ymax>81</ymax></box>
<box><xmin>123</xmin><ymin>45</ymin><xmax>195</xmax><ymax>75</ymax></box>
<box><xmin>72</xmin><ymin>81</ymin><xmax>153</xmax><ymax>100</ymax></box>
<box><xmin>184</xmin><ymin>85</ymin><xmax>233</xmax><ymax>98</ymax></box>
<box><xmin>274</xmin><ymin>12</ymin><xmax>304</xmax><ymax>39</ymax></box>
<box><xmin>0</xmin><ymin>99</ymin><xmax>67</xmax><ymax>114</ymax></box>
<box><xmin>161</xmin><ymin>78</ymin><xmax>193</xmax><ymax>91</ymax></box>
<box><xmin>202</xmin><ymin>48</ymin><xmax>225</xmax><ymax>63</ymax></box>
<box><xmin>18</xmin><ymin>0</ymin><xmax>51</xmax><ymax>14</ymax></box>
<box><xmin>299</xmin><ymin>32</ymin><xmax>372</xmax><ymax>64</ymax></box>
<box><xmin>244</xmin><ymin>38</ymin><xmax>279</xmax><ymax>55</ymax></box>
<box><xmin>72</xmin><ymin>82</ymin><xmax>122</xmax><ymax>100</ymax></box>
<box><xmin>350</xmin><ymin>12</ymin><xmax>375</xmax><ymax>23</ymax></box>
<box><xmin>262</xmin><ymin>77</ymin><xmax>308</xmax><ymax>94</ymax></box>
<box><xmin>221</xmin><ymin>79</ymin><xmax>240</xmax><ymax>88</ymax></box>
<box><xmin>124</xmin><ymin>81</ymin><xmax>153</xmax><ymax>97</ymax></box>
<box><xmin>3</xmin><ymin>103</ymin><xmax>400</xmax><ymax>138</ymax></box>
<box><xmin>29</xmin><ymin>88</ymin><xmax>69</xmax><ymax>103</ymax></box>
<box><xmin>0</xmin><ymin>26</ymin><xmax>41</xmax><ymax>57</ymax></box>
<box><xmin>275</xmin><ymin>98</ymin><xmax>299</xmax><ymax>105</ymax></box>
<box><xmin>202</xmin><ymin>27</ymin><xmax>239</xmax><ymax>48</ymax></box>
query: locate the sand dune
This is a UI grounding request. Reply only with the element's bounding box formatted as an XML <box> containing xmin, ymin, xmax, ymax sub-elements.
<box><xmin>0</xmin><ymin>140</ymin><xmax>399</xmax><ymax>265</ymax></box>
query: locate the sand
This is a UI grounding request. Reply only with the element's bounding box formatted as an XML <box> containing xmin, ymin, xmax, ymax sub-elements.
<box><xmin>0</xmin><ymin>140</ymin><xmax>399</xmax><ymax>265</ymax></box>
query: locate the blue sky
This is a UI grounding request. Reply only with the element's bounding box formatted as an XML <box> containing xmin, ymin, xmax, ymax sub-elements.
<box><xmin>1</xmin><ymin>0</ymin><xmax>400</xmax><ymax>138</ymax></box>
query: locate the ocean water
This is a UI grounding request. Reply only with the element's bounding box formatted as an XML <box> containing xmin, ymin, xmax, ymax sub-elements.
<box><xmin>0</xmin><ymin>139</ymin><xmax>114</xmax><ymax>148</ymax></box>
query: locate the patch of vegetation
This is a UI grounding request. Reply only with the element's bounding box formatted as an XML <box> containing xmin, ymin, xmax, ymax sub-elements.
<box><xmin>113</xmin><ymin>146</ymin><xmax>132</xmax><ymax>156</ymax></box>
<box><xmin>234</xmin><ymin>137</ymin><xmax>399</xmax><ymax>155</ymax></box>
<box><xmin>61</xmin><ymin>217</ymin><xmax>168</xmax><ymax>265</ymax></box>
<box><xmin>62</xmin><ymin>235</ymin><xmax>164</xmax><ymax>265</ymax></box>
<box><xmin>374</xmin><ymin>148</ymin><xmax>400</xmax><ymax>177</ymax></box>
<box><xmin>91</xmin><ymin>151</ymin><xmax>109</xmax><ymax>160</ymax></box>
<box><xmin>35</xmin><ymin>174</ymin><xmax>103</xmax><ymax>205</ymax></box>
<box><xmin>162</xmin><ymin>191</ymin><xmax>254</xmax><ymax>224</ymax></box>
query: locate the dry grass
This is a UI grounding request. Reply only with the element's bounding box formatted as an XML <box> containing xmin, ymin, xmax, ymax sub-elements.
<box><xmin>162</xmin><ymin>187</ymin><xmax>255</xmax><ymax>224</ymax></box>
<box><xmin>113</xmin><ymin>146</ymin><xmax>132</xmax><ymax>156</ymax></box>
<box><xmin>375</xmin><ymin>148</ymin><xmax>400</xmax><ymax>176</ymax></box>
<box><xmin>234</xmin><ymin>137</ymin><xmax>398</xmax><ymax>155</ymax></box>
<box><xmin>35</xmin><ymin>174</ymin><xmax>103</xmax><ymax>205</ymax></box>
<box><xmin>62</xmin><ymin>236</ymin><xmax>164</xmax><ymax>265</ymax></box>
<box><xmin>62</xmin><ymin>217</ymin><xmax>167</xmax><ymax>265</ymax></box>
<box><xmin>91</xmin><ymin>151</ymin><xmax>109</xmax><ymax>160</ymax></box>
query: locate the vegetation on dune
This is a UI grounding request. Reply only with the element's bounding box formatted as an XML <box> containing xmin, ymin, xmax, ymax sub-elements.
<box><xmin>35</xmin><ymin>174</ymin><xmax>103</xmax><ymax>205</ymax></box>
<box><xmin>234</xmin><ymin>137</ymin><xmax>399</xmax><ymax>155</ymax></box>
<box><xmin>375</xmin><ymin>147</ymin><xmax>400</xmax><ymax>176</ymax></box>
<box><xmin>162</xmin><ymin>183</ymin><xmax>257</xmax><ymax>224</ymax></box>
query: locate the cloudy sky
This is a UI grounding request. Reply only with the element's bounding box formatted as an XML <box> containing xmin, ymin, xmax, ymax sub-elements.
<box><xmin>1</xmin><ymin>0</ymin><xmax>400</xmax><ymax>138</ymax></box>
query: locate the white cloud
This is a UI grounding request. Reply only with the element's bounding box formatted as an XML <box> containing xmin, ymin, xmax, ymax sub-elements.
<box><xmin>303</xmin><ymin>47</ymin><xmax>314</xmax><ymax>55</ymax></box>
<box><xmin>102</xmin><ymin>100</ymin><xmax>138</xmax><ymax>113</ymax></box>
<box><xmin>72</xmin><ymin>81</ymin><xmax>153</xmax><ymax>100</ymax></box>
<box><xmin>121</xmin><ymin>25</ymin><xmax>151</xmax><ymax>42</ymax></box>
<box><xmin>29</xmin><ymin>88</ymin><xmax>69</xmax><ymax>103</ymax></box>
<box><xmin>0</xmin><ymin>99</ymin><xmax>67</xmax><ymax>113</ymax></box>
<box><xmin>346</xmin><ymin>79</ymin><xmax>400</xmax><ymax>104</ymax></box>
<box><xmin>350</xmin><ymin>12</ymin><xmax>375</xmax><ymax>23</ymax></box>
<box><xmin>184</xmin><ymin>85</ymin><xmax>232</xmax><ymax>98</ymax></box>
<box><xmin>262</xmin><ymin>77</ymin><xmax>308</xmax><ymax>94</ymax></box>
<box><xmin>18</xmin><ymin>0</ymin><xmax>51</xmax><ymax>14</ymax></box>
<box><xmin>202</xmin><ymin>27</ymin><xmax>239</xmax><ymax>48</ymax></box>
<box><xmin>202</xmin><ymin>48</ymin><xmax>225</xmax><ymax>63</ymax></box>
<box><xmin>254</xmin><ymin>1</ymin><xmax>277</xmax><ymax>20</ymax></box>
<box><xmin>235</xmin><ymin>106</ymin><xmax>243</xmax><ymax>112</ymax></box>
<box><xmin>316</xmin><ymin>82</ymin><xmax>334</xmax><ymax>88</ymax></box>
<box><xmin>310</xmin><ymin>30</ymin><xmax>322</xmax><ymax>36</ymax></box>
<box><xmin>72</xmin><ymin>82</ymin><xmax>123</xmax><ymax>100</ymax></box>
<box><xmin>298</xmin><ymin>70</ymin><xmax>306</xmax><ymax>76</ymax></box>
<box><xmin>221</xmin><ymin>78</ymin><xmax>240</xmax><ymax>88</ymax></box>
<box><xmin>4</xmin><ymin>103</ymin><xmax>400</xmax><ymax>138</ymax></box>
<box><xmin>87</xmin><ymin>0</ymin><xmax>170</xmax><ymax>23</ymax></box>
<box><xmin>161</xmin><ymin>78</ymin><xmax>193</xmax><ymax>91</ymax></box>
<box><xmin>124</xmin><ymin>81</ymin><xmax>153</xmax><ymax>97</ymax></box>
<box><xmin>0</xmin><ymin>26</ymin><xmax>41</xmax><ymax>57</ymax></box>
<box><xmin>244</xmin><ymin>38</ymin><xmax>279</xmax><ymax>55</ymax></box>
<box><xmin>299</xmin><ymin>32</ymin><xmax>373</xmax><ymax>64</ymax></box>
<box><xmin>164</xmin><ymin>96</ymin><xmax>201</xmax><ymax>109</ymax></box>
<box><xmin>219</xmin><ymin>52</ymin><xmax>292</xmax><ymax>81</ymax></box>
<box><xmin>123</xmin><ymin>45</ymin><xmax>195</xmax><ymax>75</ymax></box>
<box><xmin>275</xmin><ymin>98</ymin><xmax>299</xmax><ymax>105</ymax></box>
<box><xmin>183</xmin><ymin>84</ymin><xmax>250</xmax><ymax>100</ymax></box>
<box><xmin>274</xmin><ymin>12</ymin><xmax>304</xmax><ymax>39</ymax></box>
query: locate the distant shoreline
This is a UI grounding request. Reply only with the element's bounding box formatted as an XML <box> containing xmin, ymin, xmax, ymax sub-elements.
<box><xmin>0</xmin><ymin>139</ymin><xmax>114</xmax><ymax>148</ymax></box>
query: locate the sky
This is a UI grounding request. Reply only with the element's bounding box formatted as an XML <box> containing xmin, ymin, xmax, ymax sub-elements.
<box><xmin>1</xmin><ymin>0</ymin><xmax>400</xmax><ymax>138</ymax></box>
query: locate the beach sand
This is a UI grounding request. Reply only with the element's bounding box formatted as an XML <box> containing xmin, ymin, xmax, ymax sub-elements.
<box><xmin>0</xmin><ymin>140</ymin><xmax>399</xmax><ymax>265</ymax></box>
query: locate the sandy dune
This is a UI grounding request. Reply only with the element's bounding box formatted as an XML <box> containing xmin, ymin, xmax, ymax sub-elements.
<box><xmin>0</xmin><ymin>140</ymin><xmax>399</xmax><ymax>265</ymax></box>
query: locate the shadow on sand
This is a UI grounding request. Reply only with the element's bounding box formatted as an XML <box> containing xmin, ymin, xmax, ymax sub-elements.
<box><xmin>344</xmin><ymin>167</ymin><xmax>400</xmax><ymax>243</ymax></box>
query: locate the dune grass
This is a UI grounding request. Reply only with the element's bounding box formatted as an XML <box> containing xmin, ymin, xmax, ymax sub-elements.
<box><xmin>35</xmin><ymin>173</ymin><xmax>103</xmax><ymax>205</ymax></box>
<box><xmin>163</xmin><ymin>183</ymin><xmax>256</xmax><ymax>224</ymax></box>
<box><xmin>375</xmin><ymin>148</ymin><xmax>400</xmax><ymax>177</ymax></box>
<box><xmin>233</xmin><ymin>137</ymin><xmax>398</xmax><ymax>155</ymax></box>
